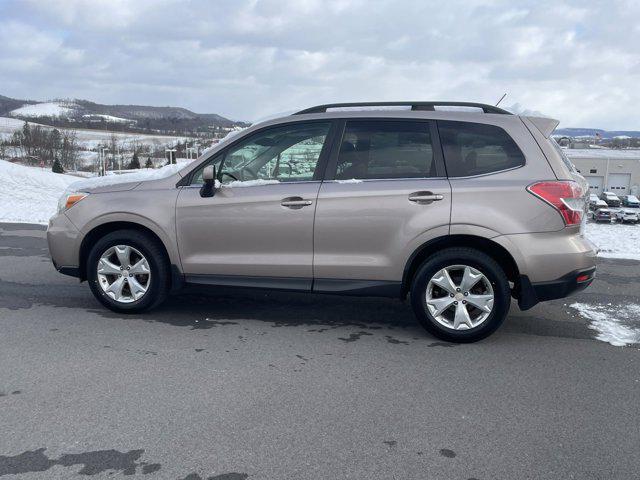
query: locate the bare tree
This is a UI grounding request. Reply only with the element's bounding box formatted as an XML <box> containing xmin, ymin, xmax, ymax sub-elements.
<box><xmin>60</xmin><ymin>129</ymin><xmax>80</xmax><ymax>170</ymax></box>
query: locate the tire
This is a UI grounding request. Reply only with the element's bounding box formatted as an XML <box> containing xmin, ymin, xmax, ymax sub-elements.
<box><xmin>86</xmin><ymin>229</ymin><xmax>170</xmax><ymax>313</ymax></box>
<box><xmin>410</xmin><ymin>247</ymin><xmax>511</xmax><ymax>343</ymax></box>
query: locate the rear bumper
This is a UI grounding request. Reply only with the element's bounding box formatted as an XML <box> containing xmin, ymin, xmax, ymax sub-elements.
<box><xmin>517</xmin><ymin>267</ymin><xmax>596</xmax><ymax>310</ymax></box>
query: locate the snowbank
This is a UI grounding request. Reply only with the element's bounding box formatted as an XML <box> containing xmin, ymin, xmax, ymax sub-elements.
<box><xmin>571</xmin><ymin>302</ymin><xmax>640</xmax><ymax>346</ymax></box>
<box><xmin>0</xmin><ymin>160</ymin><xmax>195</xmax><ymax>224</ymax></box>
<box><xmin>584</xmin><ymin>222</ymin><xmax>640</xmax><ymax>260</ymax></box>
<box><xmin>0</xmin><ymin>160</ymin><xmax>77</xmax><ymax>224</ymax></box>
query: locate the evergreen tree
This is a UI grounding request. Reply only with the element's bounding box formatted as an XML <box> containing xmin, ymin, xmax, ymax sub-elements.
<box><xmin>128</xmin><ymin>151</ymin><xmax>141</xmax><ymax>169</ymax></box>
<box><xmin>52</xmin><ymin>158</ymin><xmax>64</xmax><ymax>173</ymax></box>
<box><xmin>145</xmin><ymin>156</ymin><xmax>154</xmax><ymax>168</ymax></box>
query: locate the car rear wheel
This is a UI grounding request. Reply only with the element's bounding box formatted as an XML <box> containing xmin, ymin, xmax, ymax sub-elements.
<box><xmin>87</xmin><ymin>230</ymin><xmax>170</xmax><ymax>313</ymax></box>
<box><xmin>410</xmin><ymin>248</ymin><xmax>511</xmax><ymax>343</ymax></box>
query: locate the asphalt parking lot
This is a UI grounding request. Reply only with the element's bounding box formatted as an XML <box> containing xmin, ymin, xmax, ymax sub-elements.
<box><xmin>1</xmin><ymin>222</ymin><xmax>639</xmax><ymax>479</ymax></box>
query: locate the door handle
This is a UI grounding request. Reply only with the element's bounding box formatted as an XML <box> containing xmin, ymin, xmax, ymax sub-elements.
<box><xmin>408</xmin><ymin>191</ymin><xmax>444</xmax><ymax>204</ymax></box>
<box><xmin>281</xmin><ymin>197</ymin><xmax>313</xmax><ymax>209</ymax></box>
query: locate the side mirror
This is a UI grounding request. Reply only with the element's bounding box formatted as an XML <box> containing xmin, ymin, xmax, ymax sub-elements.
<box><xmin>200</xmin><ymin>165</ymin><xmax>217</xmax><ymax>198</ymax></box>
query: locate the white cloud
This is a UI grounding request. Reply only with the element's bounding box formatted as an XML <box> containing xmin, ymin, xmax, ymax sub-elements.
<box><xmin>0</xmin><ymin>0</ymin><xmax>639</xmax><ymax>128</ymax></box>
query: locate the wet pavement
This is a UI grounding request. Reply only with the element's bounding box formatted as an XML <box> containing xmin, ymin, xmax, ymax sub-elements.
<box><xmin>1</xmin><ymin>223</ymin><xmax>639</xmax><ymax>479</ymax></box>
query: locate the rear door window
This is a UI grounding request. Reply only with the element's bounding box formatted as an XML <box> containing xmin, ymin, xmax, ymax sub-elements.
<box><xmin>438</xmin><ymin>121</ymin><xmax>525</xmax><ymax>177</ymax></box>
<box><xmin>334</xmin><ymin>120</ymin><xmax>437</xmax><ymax>180</ymax></box>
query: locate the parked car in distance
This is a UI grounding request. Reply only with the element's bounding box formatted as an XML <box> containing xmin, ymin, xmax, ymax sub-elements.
<box><xmin>48</xmin><ymin>101</ymin><xmax>597</xmax><ymax>343</ymax></box>
<box><xmin>600</xmin><ymin>191</ymin><xmax>621</xmax><ymax>207</ymax></box>
<box><xmin>590</xmin><ymin>198</ymin><xmax>608</xmax><ymax>211</ymax></box>
<box><xmin>614</xmin><ymin>208</ymin><xmax>639</xmax><ymax>224</ymax></box>
<box><xmin>591</xmin><ymin>208</ymin><xmax>612</xmax><ymax>223</ymax></box>
<box><xmin>621</xmin><ymin>195</ymin><xmax>640</xmax><ymax>208</ymax></box>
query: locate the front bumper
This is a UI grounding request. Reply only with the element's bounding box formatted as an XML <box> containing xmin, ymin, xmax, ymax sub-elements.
<box><xmin>47</xmin><ymin>212</ymin><xmax>82</xmax><ymax>277</ymax></box>
<box><xmin>517</xmin><ymin>267</ymin><xmax>596</xmax><ymax>310</ymax></box>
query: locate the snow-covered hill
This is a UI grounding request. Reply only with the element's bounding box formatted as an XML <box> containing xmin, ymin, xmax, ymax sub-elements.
<box><xmin>10</xmin><ymin>101</ymin><xmax>75</xmax><ymax>118</ymax></box>
<box><xmin>0</xmin><ymin>94</ymin><xmax>245</xmax><ymax>130</ymax></box>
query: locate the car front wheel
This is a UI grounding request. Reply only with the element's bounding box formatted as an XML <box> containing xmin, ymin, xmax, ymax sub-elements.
<box><xmin>410</xmin><ymin>248</ymin><xmax>511</xmax><ymax>343</ymax></box>
<box><xmin>87</xmin><ymin>229</ymin><xmax>170</xmax><ymax>313</ymax></box>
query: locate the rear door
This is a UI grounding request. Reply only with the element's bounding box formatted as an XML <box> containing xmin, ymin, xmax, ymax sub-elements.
<box><xmin>313</xmin><ymin>119</ymin><xmax>451</xmax><ymax>288</ymax></box>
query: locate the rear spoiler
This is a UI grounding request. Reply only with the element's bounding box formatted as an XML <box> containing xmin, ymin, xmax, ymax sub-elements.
<box><xmin>525</xmin><ymin>116</ymin><xmax>560</xmax><ymax>138</ymax></box>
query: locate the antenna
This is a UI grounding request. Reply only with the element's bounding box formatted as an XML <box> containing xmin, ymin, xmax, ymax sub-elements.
<box><xmin>495</xmin><ymin>93</ymin><xmax>507</xmax><ymax>107</ymax></box>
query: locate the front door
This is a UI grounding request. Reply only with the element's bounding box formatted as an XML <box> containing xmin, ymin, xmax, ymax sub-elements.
<box><xmin>176</xmin><ymin>121</ymin><xmax>334</xmax><ymax>288</ymax></box>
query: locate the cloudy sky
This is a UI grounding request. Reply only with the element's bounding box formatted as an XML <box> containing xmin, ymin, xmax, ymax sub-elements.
<box><xmin>1</xmin><ymin>0</ymin><xmax>639</xmax><ymax>129</ymax></box>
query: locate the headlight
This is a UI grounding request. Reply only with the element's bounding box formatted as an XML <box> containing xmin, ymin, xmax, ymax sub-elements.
<box><xmin>57</xmin><ymin>192</ymin><xmax>88</xmax><ymax>214</ymax></box>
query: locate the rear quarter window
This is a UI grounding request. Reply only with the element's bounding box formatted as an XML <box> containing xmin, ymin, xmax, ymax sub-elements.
<box><xmin>438</xmin><ymin>121</ymin><xmax>525</xmax><ymax>177</ymax></box>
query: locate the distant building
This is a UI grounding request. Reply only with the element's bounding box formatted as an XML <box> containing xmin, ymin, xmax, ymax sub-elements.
<box><xmin>564</xmin><ymin>149</ymin><xmax>640</xmax><ymax>196</ymax></box>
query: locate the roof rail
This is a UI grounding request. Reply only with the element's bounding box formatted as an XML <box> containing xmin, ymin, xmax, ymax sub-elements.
<box><xmin>293</xmin><ymin>101</ymin><xmax>512</xmax><ymax>115</ymax></box>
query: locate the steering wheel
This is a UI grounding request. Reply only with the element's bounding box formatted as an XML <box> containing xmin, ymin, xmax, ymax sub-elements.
<box><xmin>240</xmin><ymin>166</ymin><xmax>258</xmax><ymax>181</ymax></box>
<box><xmin>221</xmin><ymin>171</ymin><xmax>238</xmax><ymax>181</ymax></box>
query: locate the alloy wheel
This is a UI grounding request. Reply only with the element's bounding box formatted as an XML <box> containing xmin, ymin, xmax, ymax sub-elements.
<box><xmin>425</xmin><ymin>265</ymin><xmax>494</xmax><ymax>330</ymax></box>
<box><xmin>97</xmin><ymin>245</ymin><xmax>151</xmax><ymax>303</ymax></box>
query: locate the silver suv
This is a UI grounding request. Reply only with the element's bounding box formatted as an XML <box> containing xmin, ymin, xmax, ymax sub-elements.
<box><xmin>48</xmin><ymin>102</ymin><xmax>597</xmax><ymax>342</ymax></box>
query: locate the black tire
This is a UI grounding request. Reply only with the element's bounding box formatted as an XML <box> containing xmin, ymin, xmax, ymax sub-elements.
<box><xmin>410</xmin><ymin>247</ymin><xmax>511</xmax><ymax>343</ymax></box>
<box><xmin>86</xmin><ymin>229</ymin><xmax>170</xmax><ymax>313</ymax></box>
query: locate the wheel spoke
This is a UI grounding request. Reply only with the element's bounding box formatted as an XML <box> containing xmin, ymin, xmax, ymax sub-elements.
<box><xmin>129</xmin><ymin>258</ymin><xmax>150</xmax><ymax>275</ymax></box>
<box><xmin>460</xmin><ymin>266</ymin><xmax>482</xmax><ymax>293</ymax></box>
<box><xmin>127</xmin><ymin>276</ymin><xmax>147</xmax><ymax>300</ymax></box>
<box><xmin>97</xmin><ymin>258</ymin><xmax>121</xmax><ymax>275</ymax></box>
<box><xmin>427</xmin><ymin>296</ymin><xmax>456</xmax><ymax>317</ymax></box>
<box><xmin>105</xmin><ymin>276</ymin><xmax>126</xmax><ymax>301</ymax></box>
<box><xmin>466</xmin><ymin>294</ymin><xmax>494</xmax><ymax>313</ymax></box>
<box><xmin>453</xmin><ymin>303</ymin><xmax>473</xmax><ymax>330</ymax></box>
<box><xmin>115</xmin><ymin>245</ymin><xmax>131</xmax><ymax>268</ymax></box>
<box><xmin>430</xmin><ymin>268</ymin><xmax>458</xmax><ymax>295</ymax></box>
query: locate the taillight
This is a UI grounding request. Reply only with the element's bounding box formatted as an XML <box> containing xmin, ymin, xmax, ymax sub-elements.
<box><xmin>527</xmin><ymin>181</ymin><xmax>585</xmax><ymax>226</ymax></box>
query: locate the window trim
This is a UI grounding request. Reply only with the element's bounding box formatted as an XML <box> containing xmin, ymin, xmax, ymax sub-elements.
<box><xmin>177</xmin><ymin>119</ymin><xmax>339</xmax><ymax>187</ymax></box>
<box><xmin>323</xmin><ymin>118</ymin><xmax>447</xmax><ymax>181</ymax></box>
<box><xmin>436</xmin><ymin>119</ymin><xmax>527</xmax><ymax>179</ymax></box>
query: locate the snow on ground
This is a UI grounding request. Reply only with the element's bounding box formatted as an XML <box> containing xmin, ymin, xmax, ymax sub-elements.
<box><xmin>584</xmin><ymin>221</ymin><xmax>640</xmax><ymax>260</ymax></box>
<box><xmin>0</xmin><ymin>116</ymin><xmax>40</xmax><ymax>141</ymax></box>
<box><xmin>10</xmin><ymin>102</ymin><xmax>75</xmax><ymax>118</ymax></box>
<box><xmin>82</xmin><ymin>114</ymin><xmax>131</xmax><ymax>123</ymax></box>
<box><xmin>0</xmin><ymin>116</ymin><xmax>191</xmax><ymax>152</ymax></box>
<box><xmin>571</xmin><ymin>302</ymin><xmax>640</xmax><ymax>346</ymax></box>
<box><xmin>0</xmin><ymin>159</ymin><xmax>199</xmax><ymax>224</ymax></box>
<box><xmin>0</xmin><ymin>160</ymin><xmax>77</xmax><ymax>224</ymax></box>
